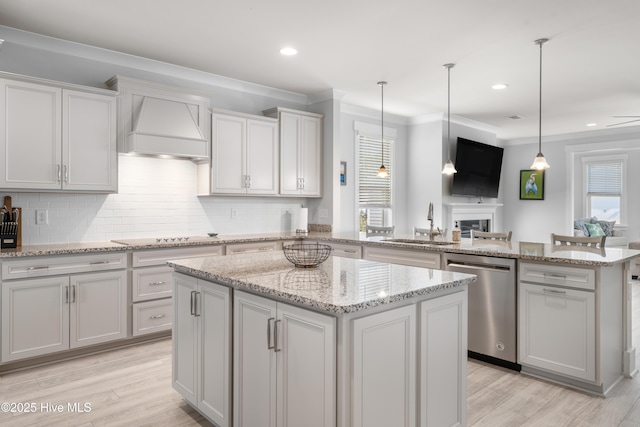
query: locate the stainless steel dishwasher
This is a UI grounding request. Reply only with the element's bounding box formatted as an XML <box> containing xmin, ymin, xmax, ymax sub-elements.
<box><xmin>443</xmin><ymin>253</ymin><xmax>519</xmax><ymax>369</ymax></box>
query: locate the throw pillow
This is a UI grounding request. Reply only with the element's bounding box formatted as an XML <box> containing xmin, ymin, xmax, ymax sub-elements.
<box><xmin>585</xmin><ymin>222</ymin><xmax>605</xmax><ymax>237</ymax></box>
<box><xmin>574</xmin><ymin>218</ymin><xmax>590</xmax><ymax>236</ymax></box>
<box><xmin>596</xmin><ymin>220</ymin><xmax>616</xmax><ymax>237</ymax></box>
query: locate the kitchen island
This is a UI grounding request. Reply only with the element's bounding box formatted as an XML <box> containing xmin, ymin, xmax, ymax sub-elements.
<box><xmin>168</xmin><ymin>251</ymin><xmax>476</xmax><ymax>427</ymax></box>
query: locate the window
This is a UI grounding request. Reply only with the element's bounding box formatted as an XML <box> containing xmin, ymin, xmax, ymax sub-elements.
<box><xmin>582</xmin><ymin>155</ymin><xmax>626</xmax><ymax>224</ymax></box>
<box><xmin>357</xmin><ymin>133</ymin><xmax>393</xmax><ymax>230</ymax></box>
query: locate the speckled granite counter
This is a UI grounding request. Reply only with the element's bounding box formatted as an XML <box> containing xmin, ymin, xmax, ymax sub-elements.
<box><xmin>168</xmin><ymin>251</ymin><xmax>475</xmax><ymax>314</ymax></box>
<box><xmin>0</xmin><ymin>241</ymin><xmax>129</xmax><ymax>257</ymax></box>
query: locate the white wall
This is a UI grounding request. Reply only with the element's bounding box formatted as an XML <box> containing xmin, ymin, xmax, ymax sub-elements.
<box><xmin>501</xmin><ymin>127</ymin><xmax>640</xmax><ymax>243</ymax></box>
<box><xmin>8</xmin><ymin>155</ymin><xmax>306</xmax><ymax>244</ymax></box>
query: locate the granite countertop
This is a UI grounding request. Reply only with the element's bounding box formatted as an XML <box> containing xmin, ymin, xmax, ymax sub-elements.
<box><xmin>168</xmin><ymin>251</ymin><xmax>475</xmax><ymax>314</ymax></box>
<box><xmin>2</xmin><ymin>230</ymin><xmax>639</xmax><ymax>266</ymax></box>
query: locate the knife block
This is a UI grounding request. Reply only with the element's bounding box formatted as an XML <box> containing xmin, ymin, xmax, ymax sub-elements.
<box><xmin>1</xmin><ymin>196</ymin><xmax>21</xmax><ymax>249</ymax></box>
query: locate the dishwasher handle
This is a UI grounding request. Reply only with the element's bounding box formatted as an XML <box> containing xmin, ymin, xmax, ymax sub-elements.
<box><xmin>446</xmin><ymin>261</ymin><xmax>512</xmax><ymax>273</ymax></box>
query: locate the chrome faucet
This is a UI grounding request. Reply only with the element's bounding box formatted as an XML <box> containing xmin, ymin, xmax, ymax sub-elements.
<box><xmin>427</xmin><ymin>202</ymin><xmax>434</xmax><ymax>240</ymax></box>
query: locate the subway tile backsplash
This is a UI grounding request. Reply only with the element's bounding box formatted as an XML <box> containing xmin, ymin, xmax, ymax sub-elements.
<box><xmin>7</xmin><ymin>156</ymin><xmax>305</xmax><ymax>245</ymax></box>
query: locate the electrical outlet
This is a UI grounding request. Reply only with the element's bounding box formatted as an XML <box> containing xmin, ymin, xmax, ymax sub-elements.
<box><xmin>231</xmin><ymin>208</ymin><xmax>238</xmax><ymax>219</ymax></box>
<box><xmin>36</xmin><ymin>209</ymin><xmax>49</xmax><ymax>225</ymax></box>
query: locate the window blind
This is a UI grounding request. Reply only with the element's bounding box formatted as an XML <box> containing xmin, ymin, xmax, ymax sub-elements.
<box><xmin>358</xmin><ymin>135</ymin><xmax>392</xmax><ymax>206</ymax></box>
<box><xmin>586</xmin><ymin>161</ymin><xmax>622</xmax><ymax>195</ymax></box>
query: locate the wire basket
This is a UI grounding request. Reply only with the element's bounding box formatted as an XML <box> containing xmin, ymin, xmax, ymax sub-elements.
<box><xmin>283</xmin><ymin>243</ymin><xmax>332</xmax><ymax>268</ymax></box>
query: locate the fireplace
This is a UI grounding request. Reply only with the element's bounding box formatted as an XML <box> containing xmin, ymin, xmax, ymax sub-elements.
<box><xmin>459</xmin><ymin>219</ymin><xmax>490</xmax><ymax>238</ymax></box>
<box><xmin>446</xmin><ymin>203</ymin><xmax>502</xmax><ymax>238</ymax></box>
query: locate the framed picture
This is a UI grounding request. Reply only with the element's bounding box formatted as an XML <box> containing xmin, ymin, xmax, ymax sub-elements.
<box><xmin>519</xmin><ymin>169</ymin><xmax>545</xmax><ymax>200</ymax></box>
<box><xmin>340</xmin><ymin>161</ymin><xmax>347</xmax><ymax>186</ymax></box>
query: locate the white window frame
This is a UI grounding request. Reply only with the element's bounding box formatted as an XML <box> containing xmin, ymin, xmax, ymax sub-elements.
<box><xmin>354</xmin><ymin>121</ymin><xmax>397</xmax><ymax>231</ymax></box>
<box><xmin>581</xmin><ymin>154</ymin><xmax>627</xmax><ymax>225</ymax></box>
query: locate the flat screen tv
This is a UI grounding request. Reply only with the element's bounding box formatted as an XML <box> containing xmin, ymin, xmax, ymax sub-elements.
<box><xmin>450</xmin><ymin>138</ymin><xmax>504</xmax><ymax>198</ymax></box>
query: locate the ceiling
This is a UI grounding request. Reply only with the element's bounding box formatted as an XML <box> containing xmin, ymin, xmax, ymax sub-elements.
<box><xmin>0</xmin><ymin>0</ymin><xmax>639</xmax><ymax>139</ymax></box>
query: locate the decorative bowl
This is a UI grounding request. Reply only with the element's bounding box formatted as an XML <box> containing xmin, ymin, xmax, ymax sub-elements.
<box><xmin>283</xmin><ymin>243</ymin><xmax>332</xmax><ymax>268</ymax></box>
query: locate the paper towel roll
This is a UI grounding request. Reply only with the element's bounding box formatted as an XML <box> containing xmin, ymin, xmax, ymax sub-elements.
<box><xmin>297</xmin><ymin>208</ymin><xmax>308</xmax><ymax>232</ymax></box>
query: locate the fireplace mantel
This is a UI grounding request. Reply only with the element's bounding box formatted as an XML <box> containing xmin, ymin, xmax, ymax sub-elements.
<box><xmin>446</xmin><ymin>203</ymin><xmax>503</xmax><ymax>232</ymax></box>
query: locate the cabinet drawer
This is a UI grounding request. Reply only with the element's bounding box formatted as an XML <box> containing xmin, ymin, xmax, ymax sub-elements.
<box><xmin>132</xmin><ymin>245</ymin><xmax>224</xmax><ymax>267</ymax></box>
<box><xmin>519</xmin><ymin>262</ymin><xmax>595</xmax><ymax>291</ymax></box>
<box><xmin>226</xmin><ymin>240</ymin><xmax>281</xmax><ymax>255</ymax></box>
<box><xmin>1</xmin><ymin>252</ymin><xmax>127</xmax><ymax>280</ymax></box>
<box><xmin>132</xmin><ymin>265</ymin><xmax>173</xmax><ymax>302</ymax></box>
<box><xmin>132</xmin><ymin>299</ymin><xmax>173</xmax><ymax>336</ymax></box>
<box><xmin>363</xmin><ymin>246</ymin><xmax>440</xmax><ymax>269</ymax></box>
<box><xmin>307</xmin><ymin>240</ymin><xmax>361</xmax><ymax>259</ymax></box>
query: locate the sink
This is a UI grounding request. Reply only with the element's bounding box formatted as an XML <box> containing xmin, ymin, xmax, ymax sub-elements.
<box><xmin>383</xmin><ymin>238</ymin><xmax>453</xmax><ymax>246</ymax></box>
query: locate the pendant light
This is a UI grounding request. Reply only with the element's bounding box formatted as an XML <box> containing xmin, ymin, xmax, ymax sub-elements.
<box><xmin>376</xmin><ymin>81</ymin><xmax>389</xmax><ymax>178</ymax></box>
<box><xmin>530</xmin><ymin>38</ymin><xmax>551</xmax><ymax>170</ymax></box>
<box><xmin>441</xmin><ymin>63</ymin><xmax>457</xmax><ymax>175</ymax></box>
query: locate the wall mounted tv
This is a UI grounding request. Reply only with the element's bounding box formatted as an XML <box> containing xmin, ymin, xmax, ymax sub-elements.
<box><xmin>450</xmin><ymin>137</ymin><xmax>504</xmax><ymax>198</ymax></box>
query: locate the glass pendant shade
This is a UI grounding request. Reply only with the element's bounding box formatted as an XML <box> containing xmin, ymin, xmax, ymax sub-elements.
<box><xmin>377</xmin><ymin>164</ymin><xmax>389</xmax><ymax>178</ymax></box>
<box><xmin>530</xmin><ymin>153</ymin><xmax>550</xmax><ymax>170</ymax></box>
<box><xmin>441</xmin><ymin>160</ymin><xmax>457</xmax><ymax>175</ymax></box>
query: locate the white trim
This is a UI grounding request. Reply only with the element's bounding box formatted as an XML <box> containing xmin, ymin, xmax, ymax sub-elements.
<box><xmin>354</xmin><ymin>121</ymin><xmax>397</xmax><ymax>139</ymax></box>
<box><xmin>506</xmin><ymin>126</ymin><xmax>640</xmax><ymax>146</ymax></box>
<box><xmin>342</xmin><ymin>103</ymin><xmax>409</xmax><ymax>125</ymax></box>
<box><xmin>580</xmin><ymin>153</ymin><xmax>628</xmax><ymax>226</ymax></box>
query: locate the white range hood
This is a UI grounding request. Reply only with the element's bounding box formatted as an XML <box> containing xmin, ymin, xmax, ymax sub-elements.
<box><xmin>107</xmin><ymin>76</ymin><xmax>211</xmax><ymax>160</ymax></box>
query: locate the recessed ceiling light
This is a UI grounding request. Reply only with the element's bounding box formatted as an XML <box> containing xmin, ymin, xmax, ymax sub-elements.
<box><xmin>280</xmin><ymin>47</ymin><xmax>298</xmax><ymax>56</ymax></box>
<box><xmin>492</xmin><ymin>83</ymin><xmax>509</xmax><ymax>90</ymax></box>
<box><xmin>586</xmin><ymin>123</ymin><xmax>597</xmax><ymax>127</ymax></box>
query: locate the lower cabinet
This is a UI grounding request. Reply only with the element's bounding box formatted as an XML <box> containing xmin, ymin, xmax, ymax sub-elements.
<box><xmin>1</xmin><ymin>270</ymin><xmax>127</xmax><ymax>362</ymax></box>
<box><xmin>233</xmin><ymin>290</ymin><xmax>336</xmax><ymax>427</ymax></box>
<box><xmin>173</xmin><ymin>273</ymin><xmax>232</xmax><ymax>427</ymax></box>
<box><xmin>363</xmin><ymin>246</ymin><xmax>441</xmax><ymax>269</ymax></box>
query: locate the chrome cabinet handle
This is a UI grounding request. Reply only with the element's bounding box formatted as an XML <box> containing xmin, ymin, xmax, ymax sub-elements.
<box><xmin>71</xmin><ymin>285</ymin><xmax>76</xmax><ymax>303</ymax></box>
<box><xmin>65</xmin><ymin>286</ymin><xmax>69</xmax><ymax>304</ymax></box>
<box><xmin>300</xmin><ymin>178</ymin><xmax>304</xmax><ymax>190</ymax></box>
<box><xmin>344</xmin><ymin>249</ymin><xmax>357</xmax><ymax>254</ymax></box>
<box><xmin>63</xmin><ymin>165</ymin><xmax>68</xmax><ymax>183</ymax></box>
<box><xmin>90</xmin><ymin>261</ymin><xmax>109</xmax><ymax>266</ymax></box>
<box><xmin>274</xmin><ymin>319</ymin><xmax>281</xmax><ymax>353</ymax></box>
<box><xmin>543</xmin><ymin>288</ymin><xmax>566</xmax><ymax>295</ymax></box>
<box><xmin>543</xmin><ymin>272</ymin><xmax>567</xmax><ymax>280</ymax></box>
<box><xmin>190</xmin><ymin>291</ymin><xmax>197</xmax><ymax>316</ymax></box>
<box><xmin>149</xmin><ymin>314</ymin><xmax>166</xmax><ymax>320</ymax></box>
<box><xmin>57</xmin><ymin>164</ymin><xmax>61</xmax><ymax>182</ymax></box>
<box><xmin>194</xmin><ymin>292</ymin><xmax>201</xmax><ymax>317</ymax></box>
<box><xmin>246</xmin><ymin>175</ymin><xmax>251</xmax><ymax>188</ymax></box>
<box><xmin>148</xmin><ymin>281</ymin><xmax>166</xmax><ymax>286</ymax></box>
<box><xmin>267</xmin><ymin>317</ymin><xmax>274</xmax><ymax>350</ymax></box>
<box><xmin>258</xmin><ymin>247</ymin><xmax>272</xmax><ymax>251</ymax></box>
<box><xmin>28</xmin><ymin>266</ymin><xmax>49</xmax><ymax>271</ymax></box>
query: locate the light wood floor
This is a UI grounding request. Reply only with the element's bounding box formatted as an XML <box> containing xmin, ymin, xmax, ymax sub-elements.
<box><xmin>2</xmin><ymin>283</ymin><xmax>640</xmax><ymax>427</ymax></box>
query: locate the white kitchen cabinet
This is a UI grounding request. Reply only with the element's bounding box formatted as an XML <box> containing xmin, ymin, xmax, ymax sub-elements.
<box><xmin>225</xmin><ymin>240</ymin><xmax>282</xmax><ymax>255</ymax></box>
<box><xmin>519</xmin><ymin>278</ymin><xmax>596</xmax><ymax>382</ymax></box>
<box><xmin>205</xmin><ymin>110</ymin><xmax>279</xmax><ymax>195</ymax></box>
<box><xmin>363</xmin><ymin>246</ymin><xmax>441</xmax><ymax>269</ymax></box>
<box><xmin>233</xmin><ymin>290</ymin><xmax>336</xmax><ymax>427</ymax></box>
<box><xmin>307</xmin><ymin>240</ymin><xmax>362</xmax><ymax>259</ymax></box>
<box><xmin>131</xmin><ymin>245</ymin><xmax>223</xmax><ymax>336</ymax></box>
<box><xmin>263</xmin><ymin>107</ymin><xmax>323</xmax><ymax>197</ymax></box>
<box><xmin>0</xmin><ymin>75</ymin><xmax>117</xmax><ymax>192</ymax></box>
<box><xmin>173</xmin><ymin>273</ymin><xmax>232</xmax><ymax>427</ymax></box>
<box><xmin>352</xmin><ymin>305</ymin><xmax>416</xmax><ymax>427</ymax></box>
<box><xmin>1</xmin><ymin>269</ymin><xmax>127</xmax><ymax>362</ymax></box>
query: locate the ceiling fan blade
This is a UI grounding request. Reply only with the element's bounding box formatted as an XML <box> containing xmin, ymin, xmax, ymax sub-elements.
<box><xmin>606</xmin><ymin>118</ymin><xmax>640</xmax><ymax>127</ymax></box>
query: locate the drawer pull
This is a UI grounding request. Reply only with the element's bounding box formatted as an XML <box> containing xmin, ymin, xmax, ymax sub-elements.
<box><xmin>543</xmin><ymin>272</ymin><xmax>567</xmax><ymax>280</ymax></box>
<box><xmin>543</xmin><ymin>288</ymin><xmax>566</xmax><ymax>295</ymax></box>
<box><xmin>27</xmin><ymin>266</ymin><xmax>49</xmax><ymax>271</ymax></box>
<box><xmin>344</xmin><ymin>249</ymin><xmax>357</xmax><ymax>254</ymax></box>
<box><xmin>233</xmin><ymin>248</ymin><xmax>246</xmax><ymax>253</ymax></box>
<box><xmin>149</xmin><ymin>314</ymin><xmax>166</xmax><ymax>320</ymax></box>
<box><xmin>90</xmin><ymin>261</ymin><xmax>110</xmax><ymax>266</ymax></box>
<box><xmin>258</xmin><ymin>247</ymin><xmax>273</xmax><ymax>251</ymax></box>
<box><xmin>148</xmin><ymin>281</ymin><xmax>166</xmax><ymax>286</ymax></box>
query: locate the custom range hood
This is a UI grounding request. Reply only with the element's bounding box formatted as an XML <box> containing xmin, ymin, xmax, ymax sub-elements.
<box><xmin>107</xmin><ymin>76</ymin><xmax>211</xmax><ymax>160</ymax></box>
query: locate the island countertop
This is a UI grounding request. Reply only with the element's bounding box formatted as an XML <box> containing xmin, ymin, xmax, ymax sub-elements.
<box><xmin>168</xmin><ymin>251</ymin><xmax>476</xmax><ymax>314</ymax></box>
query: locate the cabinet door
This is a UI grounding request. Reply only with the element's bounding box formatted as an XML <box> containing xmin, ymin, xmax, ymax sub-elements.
<box><xmin>62</xmin><ymin>89</ymin><xmax>117</xmax><ymax>192</ymax></box>
<box><xmin>234</xmin><ymin>291</ymin><xmax>278</xmax><ymax>427</ymax></box>
<box><xmin>173</xmin><ymin>273</ymin><xmax>199</xmax><ymax>405</ymax></box>
<box><xmin>0</xmin><ymin>79</ymin><xmax>61</xmax><ymax>189</ymax></box>
<box><xmin>246</xmin><ymin>118</ymin><xmax>278</xmax><ymax>195</ymax></box>
<box><xmin>198</xmin><ymin>280</ymin><xmax>232</xmax><ymax>427</ymax></box>
<box><xmin>420</xmin><ymin>290</ymin><xmax>467</xmax><ymax>427</ymax></box>
<box><xmin>276</xmin><ymin>302</ymin><xmax>336</xmax><ymax>427</ymax></box>
<box><xmin>212</xmin><ymin>113</ymin><xmax>246</xmax><ymax>194</ymax></box>
<box><xmin>519</xmin><ymin>282</ymin><xmax>596</xmax><ymax>381</ymax></box>
<box><xmin>69</xmin><ymin>270</ymin><xmax>127</xmax><ymax>349</ymax></box>
<box><xmin>1</xmin><ymin>276</ymin><xmax>70</xmax><ymax>362</ymax></box>
<box><xmin>299</xmin><ymin>115</ymin><xmax>321</xmax><ymax>196</ymax></box>
<box><xmin>352</xmin><ymin>304</ymin><xmax>416</xmax><ymax>427</ymax></box>
<box><xmin>279</xmin><ymin>112</ymin><xmax>301</xmax><ymax>195</ymax></box>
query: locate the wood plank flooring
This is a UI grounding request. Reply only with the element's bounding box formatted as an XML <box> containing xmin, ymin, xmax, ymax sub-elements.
<box><xmin>1</xmin><ymin>282</ymin><xmax>640</xmax><ymax>427</ymax></box>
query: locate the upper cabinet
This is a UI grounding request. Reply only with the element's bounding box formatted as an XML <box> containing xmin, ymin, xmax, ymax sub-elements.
<box><xmin>0</xmin><ymin>74</ymin><xmax>117</xmax><ymax>192</ymax></box>
<box><xmin>263</xmin><ymin>107</ymin><xmax>323</xmax><ymax>197</ymax></box>
<box><xmin>106</xmin><ymin>76</ymin><xmax>210</xmax><ymax>160</ymax></box>
<box><xmin>199</xmin><ymin>109</ymin><xmax>278</xmax><ymax>196</ymax></box>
